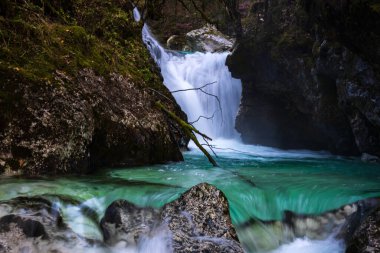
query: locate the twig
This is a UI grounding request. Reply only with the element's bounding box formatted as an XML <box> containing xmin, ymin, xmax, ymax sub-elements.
<box><xmin>189</xmin><ymin>110</ymin><xmax>219</xmax><ymax>124</ymax></box>
<box><xmin>170</xmin><ymin>81</ymin><xmax>217</xmax><ymax>93</ymax></box>
<box><xmin>170</xmin><ymin>81</ymin><xmax>223</xmax><ymax>123</ymax></box>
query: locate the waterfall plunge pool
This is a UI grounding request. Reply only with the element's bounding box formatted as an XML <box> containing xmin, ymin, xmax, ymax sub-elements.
<box><xmin>1</xmin><ymin>20</ymin><xmax>379</xmax><ymax>253</ymax></box>
<box><xmin>1</xmin><ymin>145</ymin><xmax>380</xmax><ymax>252</ymax></box>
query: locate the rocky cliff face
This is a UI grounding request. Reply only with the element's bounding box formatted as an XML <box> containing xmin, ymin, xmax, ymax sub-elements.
<box><xmin>0</xmin><ymin>0</ymin><xmax>188</xmax><ymax>175</ymax></box>
<box><xmin>227</xmin><ymin>0</ymin><xmax>380</xmax><ymax>156</ymax></box>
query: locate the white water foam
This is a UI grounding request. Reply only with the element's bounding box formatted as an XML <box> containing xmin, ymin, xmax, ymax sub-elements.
<box><xmin>269</xmin><ymin>236</ymin><xmax>345</xmax><ymax>253</ymax></box>
<box><xmin>142</xmin><ymin>25</ymin><xmax>336</xmax><ymax>160</ymax></box>
<box><xmin>133</xmin><ymin>7</ymin><xmax>141</xmax><ymax>22</ymax></box>
<box><xmin>141</xmin><ymin>22</ymin><xmax>347</xmax><ymax>253</ymax></box>
<box><xmin>142</xmin><ymin>25</ymin><xmax>242</xmax><ymax>139</ymax></box>
<box><xmin>188</xmin><ymin>138</ymin><xmax>333</xmax><ymax>160</ymax></box>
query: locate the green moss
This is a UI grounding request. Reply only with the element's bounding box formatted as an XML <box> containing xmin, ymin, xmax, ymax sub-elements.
<box><xmin>370</xmin><ymin>3</ymin><xmax>380</xmax><ymax>13</ymax></box>
<box><xmin>0</xmin><ymin>0</ymin><xmax>165</xmax><ymax>92</ymax></box>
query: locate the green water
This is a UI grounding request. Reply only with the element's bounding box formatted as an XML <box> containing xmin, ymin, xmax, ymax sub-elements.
<box><xmin>1</xmin><ymin>144</ymin><xmax>380</xmax><ymax>252</ymax></box>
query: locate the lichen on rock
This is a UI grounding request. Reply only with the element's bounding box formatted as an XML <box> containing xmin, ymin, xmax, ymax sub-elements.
<box><xmin>100</xmin><ymin>183</ymin><xmax>244</xmax><ymax>253</ymax></box>
<box><xmin>0</xmin><ymin>0</ymin><xmax>189</xmax><ymax>175</ymax></box>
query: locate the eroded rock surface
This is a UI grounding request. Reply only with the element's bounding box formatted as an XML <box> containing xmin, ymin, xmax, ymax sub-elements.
<box><xmin>0</xmin><ymin>0</ymin><xmax>189</xmax><ymax>176</ymax></box>
<box><xmin>100</xmin><ymin>183</ymin><xmax>244</xmax><ymax>253</ymax></box>
<box><xmin>185</xmin><ymin>25</ymin><xmax>235</xmax><ymax>52</ymax></box>
<box><xmin>100</xmin><ymin>200</ymin><xmax>161</xmax><ymax>246</ymax></box>
<box><xmin>345</xmin><ymin>206</ymin><xmax>380</xmax><ymax>253</ymax></box>
<box><xmin>0</xmin><ymin>196</ymin><xmax>98</xmax><ymax>253</ymax></box>
<box><xmin>162</xmin><ymin>183</ymin><xmax>243</xmax><ymax>253</ymax></box>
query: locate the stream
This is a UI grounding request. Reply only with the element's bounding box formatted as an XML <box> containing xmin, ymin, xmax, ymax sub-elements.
<box><xmin>1</xmin><ymin>146</ymin><xmax>380</xmax><ymax>252</ymax></box>
<box><xmin>1</xmin><ymin>16</ymin><xmax>380</xmax><ymax>253</ymax></box>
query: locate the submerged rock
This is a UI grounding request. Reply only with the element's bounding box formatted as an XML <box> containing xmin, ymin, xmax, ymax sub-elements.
<box><xmin>100</xmin><ymin>183</ymin><xmax>244</xmax><ymax>253</ymax></box>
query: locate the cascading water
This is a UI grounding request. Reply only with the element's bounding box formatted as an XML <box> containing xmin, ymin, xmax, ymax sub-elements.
<box><xmin>1</xmin><ymin>10</ymin><xmax>378</xmax><ymax>253</ymax></box>
<box><xmin>142</xmin><ymin>25</ymin><xmax>242</xmax><ymax>140</ymax></box>
<box><xmin>140</xmin><ymin>23</ymin><xmax>356</xmax><ymax>253</ymax></box>
<box><xmin>133</xmin><ymin>7</ymin><xmax>141</xmax><ymax>22</ymax></box>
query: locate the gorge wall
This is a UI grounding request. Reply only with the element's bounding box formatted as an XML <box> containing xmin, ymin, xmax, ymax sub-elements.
<box><xmin>0</xmin><ymin>0</ymin><xmax>188</xmax><ymax>175</ymax></box>
<box><xmin>227</xmin><ymin>0</ymin><xmax>380</xmax><ymax>156</ymax></box>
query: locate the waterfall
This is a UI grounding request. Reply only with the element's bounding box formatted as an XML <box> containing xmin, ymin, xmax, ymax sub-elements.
<box><xmin>142</xmin><ymin>25</ymin><xmax>242</xmax><ymax>140</ymax></box>
<box><xmin>133</xmin><ymin>7</ymin><xmax>141</xmax><ymax>22</ymax></box>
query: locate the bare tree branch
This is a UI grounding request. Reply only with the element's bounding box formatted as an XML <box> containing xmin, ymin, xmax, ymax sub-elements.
<box><xmin>170</xmin><ymin>81</ymin><xmax>217</xmax><ymax>93</ymax></box>
<box><xmin>170</xmin><ymin>81</ymin><xmax>223</xmax><ymax>124</ymax></box>
<box><xmin>189</xmin><ymin>109</ymin><xmax>219</xmax><ymax>124</ymax></box>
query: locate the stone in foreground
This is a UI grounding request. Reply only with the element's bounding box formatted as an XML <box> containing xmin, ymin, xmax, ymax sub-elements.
<box><xmin>101</xmin><ymin>183</ymin><xmax>244</xmax><ymax>253</ymax></box>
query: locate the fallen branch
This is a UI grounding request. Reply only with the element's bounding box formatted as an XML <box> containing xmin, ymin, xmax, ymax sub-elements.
<box><xmin>156</xmin><ymin>101</ymin><xmax>218</xmax><ymax>167</ymax></box>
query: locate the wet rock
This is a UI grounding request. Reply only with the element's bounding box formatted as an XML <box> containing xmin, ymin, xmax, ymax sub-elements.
<box><xmin>167</xmin><ymin>35</ymin><xmax>190</xmax><ymax>51</ymax></box>
<box><xmin>100</xmin><ymin>183</ymin><xmax>243</xmax><ymax>253</ymax></box>
<box><xmin>100</xmin><ymin>200</ymin><xmax>161</xmax><ymax>246</ymax></box>
<box><xmin>162</xmin><ymin>183</ymin><xmax>243</xmax><ymax>253</ymax></box>
<box><xmin>0</xmin><ymin>196</ymin><xmax>99</xmax><ymax>253</ymax></box>
<box><xmin>361</xmin><ymin>153</ymin><xmax>380</xmax><ymax>163</ymax></box>
<box><xmin>345</xmin><ymin>206</ymin><xmax>380</xmax><ymax>253</ymax></box>
<box><xmin>186</xmin><ymin>24</ymin><xmax>235</xmax><ymax>53</ymax></box>
<box><xmin>238</xmin><ymin>198</ymin><xmax>380</xmax><ymax>253</ymax></box>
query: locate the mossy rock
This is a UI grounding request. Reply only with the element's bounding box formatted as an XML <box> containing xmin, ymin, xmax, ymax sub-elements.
<box><xmin>0</xmin><ymin>0</ymin><xmax>189</xmax><ymax>175</ymax></box>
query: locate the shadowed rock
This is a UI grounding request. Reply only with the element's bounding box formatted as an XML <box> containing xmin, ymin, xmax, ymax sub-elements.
<box><xmin>100</xmin><ymin>200</ymin><xmax>161</xmax><ymax>246</ymax></box>
<box><xmin>345</xmin><ymin>205</ymin><xmax>380</xmax><ymax>253</ymax></box>
<box><xmin>227</xmin><ymin>0</ymin><xmax>380</xmax><ymax>157</ymax></box>
<box><xmin>0</xmin><ymin>196</ymin><xmax>101</xmax><ymax>253</ymax></box>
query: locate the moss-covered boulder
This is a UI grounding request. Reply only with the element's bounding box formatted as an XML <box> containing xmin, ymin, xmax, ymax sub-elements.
<box><xmin>0</xmin><ymin>0</ymin><xmax>188</xmax><ymax>175</ymax></box>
